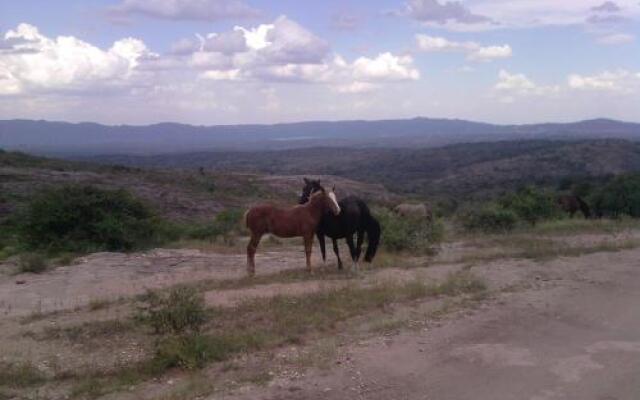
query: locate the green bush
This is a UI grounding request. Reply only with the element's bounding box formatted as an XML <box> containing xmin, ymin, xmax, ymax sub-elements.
<box><xmin>461</xmin><ymin>204</ymin><xmax>518</xmax><ymax>233</ymax></box>
<box><xmin>186</xmin><ymin>208</ymin><xmax>244</xmax><ymax>244</ymax></box>
<box><xmin>377</xmin><ymin>209</ymin><xmax>443</xmax><ymax>253</ymax></box>
<box><xmin>150</xmin><ymin>333</ymin><xmax>259</xmax><ymax>371</ymax></box>
<box><xmin>498</xmin><ymin>186</ymin><xmax>560</xmax><ymax>226</ymax></box>
<box><xmin>18</xmin><ymin>253</ymin><xmax>48</xmax><ymax>274</ymax></box>
<box><xmin>590</xmin><ymin>174</ymin><xmax>640</xmax><ymax>218</ymax></box>
<box><xmin>137</xmin><ymin>287</ymin><xmax>207</xmax><ymax>335</ymax></box>
<box><xmin>19</xmin><ymin>185</ymin><xmax>158</xmax><ymax>253</ymax></box>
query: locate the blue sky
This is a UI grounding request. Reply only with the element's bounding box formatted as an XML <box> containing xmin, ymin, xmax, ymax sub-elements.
<box><xmin>1</xmin><ymin>0</ymin><xmax>639</xmax><ymax>125</ymax></box>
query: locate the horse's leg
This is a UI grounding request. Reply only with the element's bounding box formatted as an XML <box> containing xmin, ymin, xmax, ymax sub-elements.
<box><xmin>246</xmin><ymin>232</ymin><xmax>262</xmax><ymax>277</ymax></box>
<box><xmin>317</xmin><ymin>232</ymin><xmax>327</xmax><ymax>268</ymax></box>
<box><xmin>346</xmin><ymin>234</ymin><xmax>358</xmax><ymax>273</ymax></box>
<box><xmin>304</xmin><ymin>234</ymin><xmax>314</xmax><ymax>274</ymax></box>
<box><xmin>355</xmin><ymin>229</ymin><xmax>365</xmax><ymax>262</ymax></box>
<box><xmin>332</xmin><ymin>238</ymin><xmax>343</xmax><ymax>270</ymax></box>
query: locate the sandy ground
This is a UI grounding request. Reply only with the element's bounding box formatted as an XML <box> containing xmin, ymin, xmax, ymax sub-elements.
<box><xmin>223</xmin><ymin>248</ymin><xmax>640</xmax><ymax>400</ymax></box>
<box><xmin>1</xmin><ymin>232</ymin><xmax>639</xmax><ymax>400</ymax></box>
<box><xmin>0</xmin><ymin>245</ymin><xmax>326</xmax><ymax>317</ymax></box>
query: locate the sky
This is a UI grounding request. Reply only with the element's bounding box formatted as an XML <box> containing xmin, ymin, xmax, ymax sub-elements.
<box><xmin>0</xmin><ymin>0</ymin><xmax>639</xmax><ymax>125</ymax></box>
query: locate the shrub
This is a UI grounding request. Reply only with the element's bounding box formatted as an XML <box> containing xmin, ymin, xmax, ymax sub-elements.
<box><xmin>18</xmin><ymin>253</ymin><xmax>48</xmax><ymax>274</ymax></box>
<box><xmin>461</xmin><ymin>204</ymin><xmax>517</xmax><ymax>233</ymax></box>
<box><xmin>137</xmin><ymin>287</ymin><xmax>207</xmax><ymax>335</ymax></box>
<box><xmin>187</xmin><ymin>208</ymin><xmax>244</xmax><ymax>244</ymax></box>
<box><xmin>589</xmin><ymin>174</ymin><xmax>640</xmax><ymax>218</ymax></box>
<box><xmin>19</xmin><ymin>185</ymin><xmax>158</xmax><ymax>253</ymax></box>
<box><xmin>150</xmin><ymin>333</ymin><xmax>260</xmax><ymax>371</ymax></box>
<box><xmin>498</xmin><ymin>186</ymin><xmax>559</xmax><ymax>226</ymax></box>
<box><xmin>377</xmin><ymin>209</ymin><xmax>443</xmax><ymax>253</ymax></box>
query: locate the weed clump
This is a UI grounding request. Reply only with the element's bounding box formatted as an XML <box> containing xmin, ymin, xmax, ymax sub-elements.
<box><xmin>0</xmin><ymin>362</ymin><xmax>46</xmax><ymax>388</ymax></box>
<box><xmin>137</xmin><ymin>287</ymin><xmax>207</xmax><ymax>335</ymax></box>
<box><xmin>461</xmin><ymin>204</ymin><xmax>518</xmax><ymax>233</ymax></box>
<box><xmin>18</xmin><ymin>253</ymin><xmax>48</xmax><ymax>274</ymax></box>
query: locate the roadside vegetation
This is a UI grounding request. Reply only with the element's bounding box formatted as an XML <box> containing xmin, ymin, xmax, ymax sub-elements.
<box><xmin>0</xmin><ymin>185</ymin><xmax>245</xmax><ymax>269</ymax></box>
<box><xmin>11</xmin><ymin>271</ymin><xmax>486</xmax><ymax>400</ymax></box>
<box><xmin>377</xmin><ymin>208</ymin><xmax>444</xmax><ymax>254</ymax></box>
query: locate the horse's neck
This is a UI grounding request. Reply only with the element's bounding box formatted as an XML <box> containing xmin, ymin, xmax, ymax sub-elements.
<box><xmin>304</xmin><ymin>195</ymin><xmax>326</xmax><ymax>220</ymax></box>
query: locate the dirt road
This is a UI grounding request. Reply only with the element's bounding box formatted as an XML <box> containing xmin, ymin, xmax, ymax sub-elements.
<box><xmin>225</xmin><ymin>248</ymin><xmax>640</xmax><ymax>400</ymax></box>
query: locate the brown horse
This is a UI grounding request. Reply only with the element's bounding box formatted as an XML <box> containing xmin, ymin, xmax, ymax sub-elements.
<box><xmin>244</xmin><ymin>187</ymin><xmax>341</xmax><ymax>276</ymax></box>
<box><xmin>557</xmin><ymin>194</ymin><xmax>591</xmax><ymax>219</ymax></box>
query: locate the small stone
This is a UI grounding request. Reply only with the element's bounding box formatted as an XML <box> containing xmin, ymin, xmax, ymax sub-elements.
<box><xmin>15</xmin><ymin>280</ymin><xmax>26</xmax><ymax>285</ymax></box>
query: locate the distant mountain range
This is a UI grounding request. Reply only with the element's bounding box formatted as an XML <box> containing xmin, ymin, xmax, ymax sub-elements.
<box><xmin>1</xmin><ymin>117</ymin><xmax>639</xmax><ymax>155</ymax></box>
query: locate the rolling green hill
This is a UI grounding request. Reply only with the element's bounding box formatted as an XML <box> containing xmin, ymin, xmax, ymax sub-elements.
<box><xmin>86</xmin><ymin>139</ymin><xmax>640</xmax><ymax>200</ymax></box>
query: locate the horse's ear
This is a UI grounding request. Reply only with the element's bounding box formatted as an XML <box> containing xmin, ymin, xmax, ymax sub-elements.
<box><xmin>332</xmin><ymin>185</ymin><xmax>336</xmax><ymax>192</ymax></box>
<box><xmin>303</xmin><ymin>177</ymin><xmax>310</xmax><ymax>184</ymax></box>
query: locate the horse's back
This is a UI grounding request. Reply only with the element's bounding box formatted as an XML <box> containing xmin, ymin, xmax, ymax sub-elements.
<box><xmin>318</xmin><ymin>195</ymin><xmax>369</xmax><ymax>238</ymax></box>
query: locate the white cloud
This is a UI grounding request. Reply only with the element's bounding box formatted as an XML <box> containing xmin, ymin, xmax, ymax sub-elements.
<box><xmin>448</xmin><ymin>0</ymin><xmax>640</xmax><ymax>31</ymax></box>
<box><xmin>200</xmin><ymin>69</ymin><xmax>241</xmax><ymax>81</ymax></box>
<box><xmin>0</xmin><ymin>23</ymin><xmax>152</xmax><ymax>95</ymax></box>
<box><xmin>335</xmin><ymin>81</ymin><xmax>379</xmax><ymax>94</ymax></box>
<box><xmin>596</xmin><ymin>33</ymin><xmax>635</xmax><ymax>45</ymax></box>
<box><xmin>494</xmin><ymin>70</ymin><xmax>560</xmax><ymax>100</ymax></box>
<box><xmin>352</xmin><ymin>53</ymin><xmax>420</xmax><ymax>81</ymax></box>
<box><xmin>415</xmin><ymin>34</ymin><xmax>511</xmax><ymax>61</ymax></box>
<box><xmin>467</xmin><ymin>44</ymin><xmax>511</xmax><ymax>61</ymax></box>
<box><xmin>260</xmin><ymin>16</ymin><xmax>330</xmax><ymax>65</ymax></box>
<box><xmin>203</xmin><ymin>30</ymin><xmax>248</xmax><ymax>55</ymax></box>
<box><xmin>169</xmin><ymin>37</ymin><xmax>199</xmax><ymax>55</ymax></box>
<box><xmin>109</xmin><ymin>0</ymin><xmax>260</xmax><ymax>22</ymax></box>
<box><xmin>186</xmin><ymin>18</ymin><xmax>419</xmax><ymax>88</ymax></box>
<box><xmin>568</xmin><ymin>70</ymin><xmax>640</xmax><ymax>92</ymax></box>
<box><xmin>402</xmin><ymin>0</ymin><xmax>491</xmax><ymax>25</ymax></box>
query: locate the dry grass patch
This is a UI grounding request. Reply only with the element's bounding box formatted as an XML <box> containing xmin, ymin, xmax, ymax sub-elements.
<box><xmin>529</xmin><ymin>218</ymin><xmax>640</xmax><ymax>236</ymax></box>
<box><xmin>0</xmin><ymin>361</ymin><xmax>46</xmax><ymax>390</ymax></box>
<box><xmin>32</xmin><ymin>319</ymin><xmax>133</xmax><ymax>342</ymax></box>
<box><xmin>57</xmin><ymin>272</ymin><xmax>486</xmax><ymax>399</ymax></box>
<box><xmin>455</xmin><ymin>233</ymin><xmax>640</xmax><ymax>265</ymax></box>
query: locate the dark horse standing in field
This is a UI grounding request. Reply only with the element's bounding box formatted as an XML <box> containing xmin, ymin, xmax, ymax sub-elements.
<box><xmin>299</xmin><ymin>178</ymin><xmax>380</xmax><ymax>271</ymax></box>
<box><xmin>244</xmin><ymin>187</ymin><xmax>341</xmax><ymax>276</ymax></box>
<box><xmin>557</xmin><ymin>194</ymin><xmax>591</xmax><ymax>219</ymax></box>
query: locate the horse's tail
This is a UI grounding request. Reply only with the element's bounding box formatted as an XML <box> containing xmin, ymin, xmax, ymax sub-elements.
<box><xmin>355</xmin><ymin>200</ymin><xmax>381</xmax><ymax>262</ymax></box>
<box><xmin>576</xmin><ymin>196</ymin><xmax>591</xmax><ymax>219</ymax></box>
<box><xmin>364</xmin><ymin>215</ymin><xmax>380</xmax><ymax>262</ymax></box>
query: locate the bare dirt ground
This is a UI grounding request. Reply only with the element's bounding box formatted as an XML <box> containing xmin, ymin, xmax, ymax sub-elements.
<box><xmin>224</xmin><ymin>247</ymin><xmax>640</xmax><ymax>400</ymax></box>
<box><xmin>2</xmin><ymin>229</ymin><xmax>640</xmax><ymax>400</ymax></box>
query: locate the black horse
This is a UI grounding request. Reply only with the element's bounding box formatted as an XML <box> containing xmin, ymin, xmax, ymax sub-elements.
<box><xmin>299</xmin><ymin>178</ymin><xmax>380</xmax><ymax>270</ymax></box>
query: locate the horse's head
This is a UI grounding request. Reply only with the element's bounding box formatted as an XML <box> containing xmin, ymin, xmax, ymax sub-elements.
<box><xmin>307</xmin><ymin>184</ymin><xmax>341</xmax><ymax>216</ymax></box>
<box><xmin>299</xmin><ymin>178</ymin><xmax>323</xmax><ymax>204</ymax></box>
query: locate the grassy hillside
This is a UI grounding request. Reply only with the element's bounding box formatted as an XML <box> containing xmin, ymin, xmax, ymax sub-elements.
<box><xmin>86</xmin><ymin>139</ymin><xmax>640</xmax><ymax>200</ymax></box>
<box><xmin>0</xmin><ymin>150</ymin><xmax>396</xmax><ymax>223</ymax></box>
